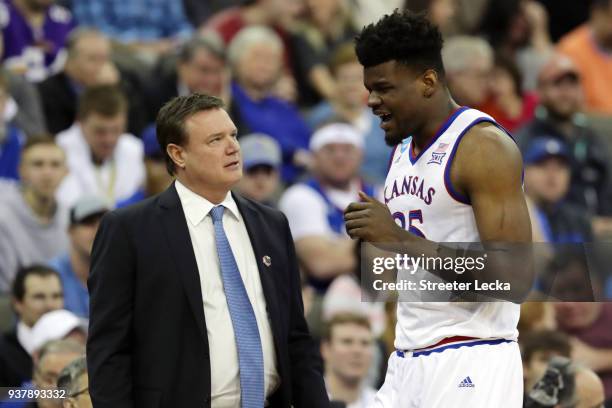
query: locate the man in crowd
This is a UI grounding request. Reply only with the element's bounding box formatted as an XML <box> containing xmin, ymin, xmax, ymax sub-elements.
<box><xmin>0</xmin><ymin>266</ymin><xmax>63</xmax><ymax>387</ymax></box>
<box><xmin>523</xmin><ymin>137</ymin><xmax>593</xmax><ymax>243</ymax></box>
<box><xmin>520</xmin><ymin>329</ymin><xmax>572</xmax><ymax>393</ymax></box>
<box><xmin>55</xmin><ymin>85</ymin><xmax>145</xmax><ymax>208</ymax></box>
<box><xmin>235</xmin><ymin>133</ymin><xmax>282</xmax><ymax>207</ymax></box>
<box><xmin>557</xmin><ymin>0</ymin><xmax>612</xmax><ymax>114</ymax></box>
<box><xmin>441</xmin><ymin>35</ymin><xmax>493</xmax><ymax>108</ymax></box>
<box><xmin>57</xmin><ymin>356</ymin><xmax>91</xmax><ymax>408</ymax></box>
<box><xmin>49</xmin><ymin>196</ymin><xmax>109</xmax><ymax>319</ymax></box>
<box><xmin>279</xmin><ymin>123</ymin><xmax>371</xmax><ymax>290</ymax></box>
<box><xmin>0</xmin><ymin>0</ymin><xmax>76</xmax><ymax>81</ymax></box>
<box><xmin>0</xmin><ymin>137</ymin><xmax>68</xmax><ymax>291</ymax></box>
<box><xmin>321</xmin><ymin>313</ymin><xmax>376</xmax><ymax>408</ymax></box>
<box><xmin>515</xmin><ymin>53</ymin><xmax>612</xmax><ymax>218</ymax></box>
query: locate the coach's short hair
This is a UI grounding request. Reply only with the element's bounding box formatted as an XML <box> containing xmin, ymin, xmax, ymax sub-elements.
<box><xmin>155</xmin><ymin>93</ymin><xmax>225</xmax><ymax>175</ymax></box>
<box><xmin>355</xmin><ymin>10</ymin><xmax>445</xmax><ymax>75</ymax></box>
<box><xmin>441</xmin><ymin>36</ymin><xmax>493</xmax><ymax>74</ymax></box>
<box><xmin>321</xmin><ymin>312</ymin><xmax>372</xmax><ymax>342</ymax></box>
<box><xmin>77</xmin><ymin>85</ymin><xmax>128</xmax><ymax>120</ymax></box>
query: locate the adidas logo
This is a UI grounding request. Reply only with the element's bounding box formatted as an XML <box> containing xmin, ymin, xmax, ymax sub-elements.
<box><xmin>458</xmin><ymin>376</ymin><xmax>475</xmax><ymax>388</ymax></box>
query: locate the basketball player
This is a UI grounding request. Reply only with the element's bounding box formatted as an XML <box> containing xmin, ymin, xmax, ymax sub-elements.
<box><xmin>344</xmin><ymin>11</ymin><xmax>532</xmax><ymax>408</ymax></box>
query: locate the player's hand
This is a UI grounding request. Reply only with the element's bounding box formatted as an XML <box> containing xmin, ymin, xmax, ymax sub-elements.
<box><xmin>344</xmin><ymin>191</ymin><xmax>405</xmax><ymax>244</ymax></box>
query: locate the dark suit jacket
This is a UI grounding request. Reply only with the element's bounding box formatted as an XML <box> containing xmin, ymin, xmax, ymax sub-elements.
<box><xmin>87</xmin><ymin>183</ymin><xmax>329</xmax><ymax>408</ymax></box>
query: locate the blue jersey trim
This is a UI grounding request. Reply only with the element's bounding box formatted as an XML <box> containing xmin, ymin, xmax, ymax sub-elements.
<box><xmin>408</xmin><ymin>106</ymin><xmax>470</xmax><ymax>165</ymax></box>
<box><xmin>443</xmin><ymin>117</ymin><xmax>519</xmax><ymax>205</ymax></box>
<box><xmin>395</xmin><ymin>338</ymin><xmax>513</xmax><ymax>358</ymax></box>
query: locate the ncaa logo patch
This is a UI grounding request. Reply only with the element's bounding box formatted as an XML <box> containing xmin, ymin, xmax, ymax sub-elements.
<box><xmin>427</xmin><ymin>142</ymin><xmax>449</xmax><ymax>165</ymax></box>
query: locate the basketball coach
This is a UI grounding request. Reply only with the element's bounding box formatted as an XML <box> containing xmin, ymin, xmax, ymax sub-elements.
<box><xmin>87</xmin><ymin>94</ymin><xmax>330</xmax><ymax>408</ymax></box>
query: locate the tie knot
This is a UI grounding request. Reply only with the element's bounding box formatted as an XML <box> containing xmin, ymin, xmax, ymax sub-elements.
<box><xmin>210</xmin><ymin>205</ymin><xmax>225</xmax><ymax>223</ymax></box>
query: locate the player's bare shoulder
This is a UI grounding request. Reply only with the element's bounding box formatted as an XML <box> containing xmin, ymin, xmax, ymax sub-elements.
<box><xmin>451</xmin><ymin>122</ymin><xmax>523</xmax><ymax>193</ymax></box>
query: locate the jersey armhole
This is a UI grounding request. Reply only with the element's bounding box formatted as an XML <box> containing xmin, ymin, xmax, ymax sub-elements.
<box><xmin>443</xmin><ymin>118</ymin><xmax>517</xmax><ymax>205</ymax></box>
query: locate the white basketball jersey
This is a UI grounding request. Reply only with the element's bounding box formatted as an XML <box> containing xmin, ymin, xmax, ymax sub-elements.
<box><xmin>384</xmin><ymin>107</ymin><xmax>519</xmax><ymax>350</ymax></box>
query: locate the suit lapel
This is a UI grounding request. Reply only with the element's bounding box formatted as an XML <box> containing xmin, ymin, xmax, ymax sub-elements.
<box><xmin>233</xmin><ymin>193</ymin><xmax>283</xmax><ymax>354</ymax></box>
<box><xmin>158</xmin><ymin>183</ymin><xmax>208</xmax><ymax>345</ymax></box>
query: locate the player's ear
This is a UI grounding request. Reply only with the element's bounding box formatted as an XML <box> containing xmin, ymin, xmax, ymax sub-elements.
<box><xmin>421</xmin><ymin>69</ymin><xmax>438</xmax><ymax>98</ymax></box>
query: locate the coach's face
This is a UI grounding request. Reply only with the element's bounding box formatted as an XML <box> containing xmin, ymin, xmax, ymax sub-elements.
<box><xmin>180</xmin><ymin>109</ymin><xmax>242</xmax><ymax>192</ymax></box>
<box><xmin>364</xmin><ymin>60</ymin><xmax>430</xmax><ymax>146</ymax></box>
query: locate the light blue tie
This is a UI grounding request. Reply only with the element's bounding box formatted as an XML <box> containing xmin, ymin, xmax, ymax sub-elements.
<box><xmin>210</xmin><ymin>205</ymin><xmax>264</xmax><ymax>408</ymax></box>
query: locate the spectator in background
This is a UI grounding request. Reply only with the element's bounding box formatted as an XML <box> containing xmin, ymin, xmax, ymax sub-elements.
<box><xmin>523</xmin><ymin>137</ymin><xmax>593</xmax><ymax>243</ymax></box>
<box><xmin>321</xmin><ymin>313</ymin><xmax>376</xmax><ymax>408</ymax></box>
<box><xmin>55</xmin><ymin>86</ymin><xmax>145</xmax><ymax>208</ymax></box>
<box><xmin>557</xmin><ymin>0</ymin><xmax>612</xmax><ymax>115</ymax></box>
<box><xmin>279</xmin><ymin>123</ymin><xmax>372</xmax><ymax>291</ymax></box>
<box><xmin>555</xmin><ymin>302</ymin><xmax>612</xmax><ymax>401</ymax></box>
<box><xmin>48</xmin><ymin>196</ymin><xmax>109</xmax><ymax>319</ymax></box>
<box><xmin>28</xmin><ymin>309</ymin><xmax>86</xmax><ymax>353</ymax></box>
<box><xmin>0</xmin><ymin>137</ymin><xmax>68</xmax><ymax>291</ymax></box>
<box><xmin>4</xmin><ymin>69</ymin><xmax>47</xmax><ymax>136</ymax></box>
<box><xmin>145</xmin><ymin>34</ymin><xmax>231</xmax><ymax>123</ymax></box>
<box><xmin>307</xmin><ymin>43</ymin><xmax>391</xmax><ymax>186</ymax></box>
<box><xmin>479</xmin><ymin>53</ymin><xmax>537</xmax><ymax>132</ymax></box>
<box><xmin>518</xmin><ymin>302</ymin><xmax>557</xmax><ymax>333</ymax></box>
<box><xmin>29</xmin><ymin>340</ymin><xmax>84</xmax><ymax>408</ymax></box>
<box><xmin>0</xmin><ymin>0</ymin><xmax>76</xmax><ymax>82</ymax></box>
<box><xmin>235</xmin><ymin>133</ymin><xmax>281</xmax><ymax>207</ymax></box>
<box><xmin>520</xmin><ymin>329</ymin><xmax>571</xmax><ymax>392</ymax></box>
<box><xmin>475</xmin><ymin>0</ymin><xmax>552</xmax><ymax>92</ymax></box>
<box><xmin>0</xmin><ymin>265</ymin><xmax>63</xmax><ymax>388</ymax></box>
<box><xmin>289</xmin><ymin>0</ymin><xmax>357</xmax><ymax>107</ymax></box>
<box><xmin>71</xmin><ymin>0</ymin><xmax>192</xmax><ymax>59</ymax></box>
<box><xmin>441</xmin><ymin>36</ymin><xmax>493</xmax><ymax>108</ymax></box>
<box><xmin>403</xmin><ymin>0</ymin><xmax>456</xmax><ymax>33</ymax></box>
<box><xmin>56</xmin><ymin>356</ymin><xmax>90</xmax><ymax>408</ymax></box>
<box><xmin>0</xmin><ymin>74</ymin><xmax>26</xmax><ymax>181</ymax></box>
<box><xmin>228</xmin><ymin>26</ymin><xmax>311</xmax><ymax>183</ymax></box>
<box><xmin>515</xmin><ymin>54</ymin><xmax>612</xmax><ymax>218</ymax></box>
<box><xmin>38</xmin><ymin>29</ymin><xmax>148</xmax><ymax>136</ymax></box>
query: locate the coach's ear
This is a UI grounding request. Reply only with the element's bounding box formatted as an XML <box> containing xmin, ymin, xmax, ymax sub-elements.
<box><xmin>421</xmin><ymin>69</ymin><xmax>439</xmax><ymax>98</ymax></box>
<box><xmin>166</xmin><ymin>143</ymin><xmax>186</xmax><ymax>170</ymax></box>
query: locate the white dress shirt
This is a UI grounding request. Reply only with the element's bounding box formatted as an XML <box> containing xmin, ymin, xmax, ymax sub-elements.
<box><xmin>175</xmin><ymin>181</ymin><xmax>279</xmax><ymax>408</ymax></box>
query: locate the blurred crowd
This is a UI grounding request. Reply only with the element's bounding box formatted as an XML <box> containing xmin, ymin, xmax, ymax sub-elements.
<box><xmin>0</xmin><ymin>0</ymin><xmax>611</xmax><ymax>407</ymax></box>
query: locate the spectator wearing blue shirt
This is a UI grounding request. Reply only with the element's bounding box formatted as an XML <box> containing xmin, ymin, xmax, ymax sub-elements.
<box><xmin>71</xmin><ymin>0</ymin><xmax>193</xmax><ymax>58</ymax></box>
<box><xmin>0</xmin><ymin>73</ymin><xmax>25</xmax><ymax>181</ymax></box>
<box><xmin>48</xmin><ymin>195</ymin><xmax>109</xmax><ymax>319</ymax></box>
<box><xmin>228</xmin><ymin>26</ymin><xmax>312</xmax><ymax>184</ymax></box>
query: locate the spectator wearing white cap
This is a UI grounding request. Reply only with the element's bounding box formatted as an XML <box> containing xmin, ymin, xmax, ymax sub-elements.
<box><xmin>279</xmin><ymin>123</ymin><xmax>375</xmax><ymax>291</ymax></box>
<box><xmin>235</xmin><ymin>133</ymin><xmax>282</xmax><ymax>207</ymax></box>
<box><xmin>48</xmin><ymin>196</ymin><xmax>110</xmax><ymax>319</ymax></box>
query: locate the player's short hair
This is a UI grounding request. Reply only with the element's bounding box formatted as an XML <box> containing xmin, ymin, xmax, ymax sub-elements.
<box><xmin>77</xmin><ymin>85</ymin><xmax>128</xmax><ymax>120</ymax></box>
<box><xmin>12</xmin><ymin>265</ymin><xmax>61</xmax><ymax>301</ymax></box>
<box><xmin>520</xmin><ymin>330</ymin><xmax>571</xmax><ymax>364</ymax></box>
<box><xmin>328</xmin><ymin>42</ymin><xmax>360</xmax><ymax>76</ymax></box>
<box><xmin>355</xmin><ymin>10</ymin><xmax>445</xmax><ymax>76</ymax></box>
<box><xmin>156</xmin><ymin>93</ymin><xmax>225</xmax><ymax>175</ymax></box>
<box><xmin>321</xmin><ymin>312</ymin><xmax>371</xmax><ymax>342</ymax></box>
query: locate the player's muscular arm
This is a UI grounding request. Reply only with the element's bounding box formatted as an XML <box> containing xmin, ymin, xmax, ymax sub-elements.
<box><xmin>295</xmin><ymin>237</ymin><xmax>357</xmax><ymax>280</ymax></box>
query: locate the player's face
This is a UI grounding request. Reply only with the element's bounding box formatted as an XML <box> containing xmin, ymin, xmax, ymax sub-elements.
<box><xmin>322</xmin><ymin>323</ymin><xmax>374</xmax><ymax>382</ymax></box>
<box><xmin>364</xmin><ymin>61</ymin><xmax>426</xmax><ymax>146</ymax></box>
<box><xmin>179</xmin><ymin>109</ymin><xmax>242</xmax><ymax>190</ymax></box>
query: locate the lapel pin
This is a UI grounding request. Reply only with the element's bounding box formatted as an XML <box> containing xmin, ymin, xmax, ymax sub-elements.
<box><xmin>263</xmin><ymin>255</ymin><xmax>272</xmax><ymax>267</ymax></box>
